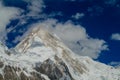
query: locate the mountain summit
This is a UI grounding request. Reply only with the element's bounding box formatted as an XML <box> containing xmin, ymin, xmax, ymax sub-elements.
<box><xmin>0</xmin><ymin>26</ymin><xmax>120</xmax><ymax>80</ymax></box>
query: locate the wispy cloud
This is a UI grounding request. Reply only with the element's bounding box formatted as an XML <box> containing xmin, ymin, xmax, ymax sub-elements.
<box><xmin>12</xmin><ymin>35</ymin><xmax>22</xmax><ymax>44</ymax></box>
<box><xmin>72</xmin><ymin>13</ymin><xmax>84</xmax><ymax>19</ymax></box>
<box><xmin>24</xmin><ymin>0</ymin><xmax>45</xmax><ymax>18</ymax></box>
<box><xmin>0</xmin><ymin>1</ymin><xmax>21</xmax><ymax>42</ymax></box>
<box><xmin>109</xmin><ymin>61</ymin><xmax>120</xmax><ymax>68</ymax></box>
<box><xmin>111</xmin><ymin>33</ymin><xmax>120</xmax><ymax>41</ymax></box>
<box><xmin>5</xmin><ymin>0</ymin><xmax>46</xmax><ymax>45</ymax></box>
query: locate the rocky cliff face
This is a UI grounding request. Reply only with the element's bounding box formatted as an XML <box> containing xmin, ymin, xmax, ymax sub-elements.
<box><xmin>0</xmin><ymin>58</ymin><xmax>73</xmax><ymax>80</ymax></box>
<box><xmin>0</xmin><ymin>27</ymin><xmax>120</xmax><ymax>80</ymax></box>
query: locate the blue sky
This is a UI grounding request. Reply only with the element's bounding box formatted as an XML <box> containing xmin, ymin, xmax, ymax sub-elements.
<box><xmin>0</xmin><ymin>0</ymin><xmax>120</xmax><ymax>66</ymax></box>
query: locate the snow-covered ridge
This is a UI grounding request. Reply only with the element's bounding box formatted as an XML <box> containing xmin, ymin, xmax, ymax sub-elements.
<box><xmin>0</xmin><ymin>26</ymin><xmax>120</xmax><ymax>80</ymax></box>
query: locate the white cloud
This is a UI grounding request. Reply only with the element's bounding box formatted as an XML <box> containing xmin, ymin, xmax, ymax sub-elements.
<box><xmin>23</xmin><ymin>0</ymin><xmax>63</xmax><ymax>19</ymax></box>
<box><xmin>28</xmin><ymin>19</ymin><xmax>108</xmax><ymax>59</ymax></box>
<box><xmin>13</xmin><ymin>35</ymin><xmax>22</xmax><ymax>44</ymax></box>
<box><xmin>72</xmin><ymin>13</ymin><xmax>85</xmax><ymax>19</ymax></box>
<box><xmin>24</xmin><ymin>0</ymin><xmax>45</xmax><ymax>18</ymax></box>
<box><xmin>109</xmin><ymin>61</ymin><xmax>120</xmax><ymax>65</ymax></box>
<box><xmin>4</xmin><ymin>0</ymin><xmax>45</xmax><ymax>44</ymax></box>
<box><xmin>0</xmin><ymin>1</ymin><xmax>21</xmax><ymax>42</ymax></box>
<box><xmin>111</xmin><ymin>33</ymin><xmax>120</xmax><ymax>41</ymax></box>
<box><xmin>109</xmin><ymin>61</ymin><xmax>120</xmax><ymax>68</ymax></box>
<box><xmin>49</xmin><ymin>12</ymin><xmax>63</xmax><ymax>17</ymax></box>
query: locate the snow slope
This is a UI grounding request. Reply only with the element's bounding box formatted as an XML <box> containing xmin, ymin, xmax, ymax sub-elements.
<box><xmin>0</xmin><ymin>26</ymin><xmax>120</xmax><ymax>80</ymax></box>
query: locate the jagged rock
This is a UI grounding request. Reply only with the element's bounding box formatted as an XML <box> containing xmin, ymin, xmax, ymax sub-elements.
<box><xmin>20</xmin><ymin>72</ymin><xmax>29</xmax><ymax>80</ymax></box>
<box><xmin>4</xmin><ymin>65</ymin><xmax>19</xmax><ymax>80</ymax></box>
<box><xmin>2</xmin><ymin>65</ymin><xmax>46</xmax><ymax>80</ymax></box>
<box><xmin>0</xmin><ymin>61</ymin><xmax>4</xmax><ymax>68</ymax></box>
<box><xmin>35</xmin><ymin>59</ymin><xmax>74</xmax><ymax>80</ymax></box>
<box><xmin>30</xmin><ymin>72</ymin><xmax>46</xmax><ymax>80</ymax></box>
<box><xmin>0</xmin><ymin>74</ymin><xmax>3</xmax><ymax>80</ymax></box>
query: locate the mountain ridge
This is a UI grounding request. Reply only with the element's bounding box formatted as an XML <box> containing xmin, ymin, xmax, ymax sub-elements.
<box><xmin>0</xmin><ymin>26</ymin><xmax>120</xmax><ymax>80</ymax></box>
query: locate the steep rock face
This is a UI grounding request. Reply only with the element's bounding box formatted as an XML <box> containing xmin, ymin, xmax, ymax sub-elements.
<box><xmin>35</xmin><ymin>58</ymin><xmax>73</xmax><ymax>80</ymax></box>
<box><xmin>0</xmin><ymin>60</ymin><xmax>47</xmax><ymax>80</ymax></box>
<box><xmin>0</xmin><ymin>27</ymin><xmax>120</xmax><ymax>80</ymax></box>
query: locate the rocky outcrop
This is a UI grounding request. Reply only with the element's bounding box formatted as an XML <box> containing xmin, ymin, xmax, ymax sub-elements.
<box><xmin>0</xmin><ymin>65</ymin><xmax>46</xmax><ymax>80</ymax></box>
<box><xmin>0</xmin><ymin>56</ymin><xmax>75</xmax><ymax>80</ymax></box>
<box><xmin>0</xmin><ymin>46</ymin><xmax>76</xmax><ymax>80</ymax></box>
<box><xmin>0</xmin><ymin>61</ymin><xmax>4</xmax><ymax>68</ymax></box>
<box><xmin>35</xmin><ymin>58</ymin><xmax>74</xmax><ymax>80</ymax></box>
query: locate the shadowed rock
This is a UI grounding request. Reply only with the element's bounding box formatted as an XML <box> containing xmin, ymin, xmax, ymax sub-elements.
<box><xmin>35</xmin><ymin>58</ymin><xmax>74</xmax><ymax>80</ymax></box>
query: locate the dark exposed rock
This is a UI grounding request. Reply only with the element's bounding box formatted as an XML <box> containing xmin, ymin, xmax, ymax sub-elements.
<box><xmin>0</xmin><ymin>65</ymin><xmax>46</xmax><ymax>80</ymax></box>
<box><xmin>0</xmin><ymin>61</ymin><xmax>4</xmax><ymax>68</ymax></box>
<box><xmin>30</xmin><ymin>72</ymin><xmax>46</xmax><ymax>80</ymax></box>
<box><xmin>0</xmin><ymin>74</ymin><xmax>3</xmax><ymax>80</ymax></box>
<box><xmin>35</xmin><ymin>58</ymin><xmax>74</xmax><ymax>80</ymax></box>
<box><xmin>4</xmin><ymin>65</ymin><xmax>19</xmax><ymax>80</ymax></box>
<box><xmin>0</xmin><ymin>51</ymin><xmax>77</xmax><ymax>80</ymax></box>
<box><xmin>20</xmin><ymin>72</ymin><xmax>29</xmax><ymax>80</ymax></box>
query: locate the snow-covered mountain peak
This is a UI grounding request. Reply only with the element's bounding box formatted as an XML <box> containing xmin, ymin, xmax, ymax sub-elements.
<box><xmin>15</xmin><ymin>26</ymin><xmax>89</xmax><ymax>75</ymax></box>
<box><xmin>15</xmin><ymin>26</ymin><xmax>61</xmax><ymax>53</ymax></box>
<box><xmin>0</xmin><ymin>26</ymin><xmax>120</xmax><ymax>80</ymax></box>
